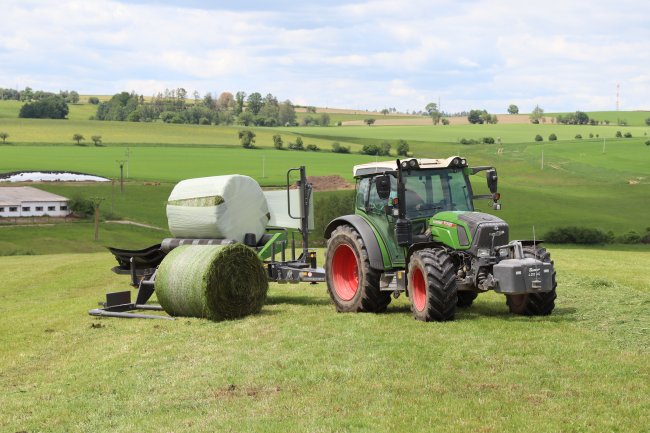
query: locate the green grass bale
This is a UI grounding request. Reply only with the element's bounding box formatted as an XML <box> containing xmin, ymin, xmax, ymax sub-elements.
<box><xmin>155</xmin><ymin>244</ymin><xmax>268</xmax><ymax>320</ymax></box>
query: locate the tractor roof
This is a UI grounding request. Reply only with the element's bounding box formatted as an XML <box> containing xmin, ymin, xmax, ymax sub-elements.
<box><xmin>353</xmin><ymin>156</ymin><xmax>465</xmax><ymax>177</ymax></box>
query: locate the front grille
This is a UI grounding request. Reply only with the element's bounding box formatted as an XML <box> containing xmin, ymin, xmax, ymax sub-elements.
<box><xmin>472</xmin><ymin>222</ymin><xmax>509</xmax><ymax>251</ymax></box>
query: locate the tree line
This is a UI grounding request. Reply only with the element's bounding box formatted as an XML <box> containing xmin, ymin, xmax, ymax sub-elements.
<box><xmin>94</xmin><ymin>89</ymin><xmax>301</xmax><ymax>127</ymax></box>
<box><xmin>0</xmin><ymin>87</ymin><xmax>80</xmax><ymax>104</ymax></box>
<box><xmin>1</xmin><ymin>87</ymin><xmax>81</xmax><ymax>119</ymax></box>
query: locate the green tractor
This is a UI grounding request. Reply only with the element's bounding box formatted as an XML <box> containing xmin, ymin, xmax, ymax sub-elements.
<box><xmin>324</xmin><ymin>156</ymin><xmax>556</xmax><ymax>321</ymax></box>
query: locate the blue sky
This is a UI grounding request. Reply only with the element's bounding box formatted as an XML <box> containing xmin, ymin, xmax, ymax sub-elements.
<box><xmin>1</xmin><ymin>0</ymin><xmax>649</xmax><ymax>113</ymax></box>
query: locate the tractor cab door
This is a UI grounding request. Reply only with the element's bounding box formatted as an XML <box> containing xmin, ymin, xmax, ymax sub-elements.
<box><xmin>358</xmin><ymin>176</ymin><xmax>405</xmax><ymax>267</ymax></box>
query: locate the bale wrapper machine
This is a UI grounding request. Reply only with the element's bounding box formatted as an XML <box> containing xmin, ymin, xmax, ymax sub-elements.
<box><xmin>89</xmin><ymin>166</ymin><xmax>325</xmax><ymax>320</ymax></box>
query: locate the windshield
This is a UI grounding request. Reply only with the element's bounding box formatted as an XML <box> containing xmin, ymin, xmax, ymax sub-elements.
<box><xmin>402</xmin><ymin>168</ymin><xmax>473</xmax><ymax>218</ymax></box>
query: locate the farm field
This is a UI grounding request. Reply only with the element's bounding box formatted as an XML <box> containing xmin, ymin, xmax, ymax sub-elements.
<box><xmin>0</xmin><ymin>222</ymin><xmax>165</xmax><ymax>256</ymax></box>
<box><xmin>0</xmin><ymin>246</ymin><xmax>648</xmax><ymax>432</ymax></box>
<box><xmin>1</xmin><ymin>100</ymin><xmax>649</xmax><ymax>433</ymax></box>
<box><xmin>290</xmin><ymin>123</ymin><xmax>650</xmax><ymax>145</ymax></box>
<box><xmin>2</xmin><ymin>135</ymin><xmax>648</xmax><ymax>239</ymax></box>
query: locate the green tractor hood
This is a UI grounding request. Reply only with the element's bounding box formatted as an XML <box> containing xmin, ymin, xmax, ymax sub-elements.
<box><xmin>428</xmin><ymin>211</ymin><xmax>509</xmax><ymax>251</ymax></box>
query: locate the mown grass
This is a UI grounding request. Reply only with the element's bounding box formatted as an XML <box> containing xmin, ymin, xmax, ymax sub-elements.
<box><xmin>0</xmin><ymin>247</ymin><xmax>647</xmax><ymax>432</ymax></box>
<box><xmin>0</xmin><ymin>222</ymin><xmax>166</xmax><ymax>255</ymax></box>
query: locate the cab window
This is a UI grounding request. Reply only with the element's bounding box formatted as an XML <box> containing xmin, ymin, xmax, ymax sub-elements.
<box><xmin>368</xmin><ymin>175</ymin><xmax>397</xmax><ymax>215</ymax></box>
<box><xmin>356</xmin><ymin>178</ymin><xmax>369</xmax><ymax>210</ymax></box>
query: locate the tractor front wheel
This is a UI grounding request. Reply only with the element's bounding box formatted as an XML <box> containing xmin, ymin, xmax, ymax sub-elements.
<box><xmin>505</xmin><ymin>246</ymin><xmax>557</xmax><ymax>316</ymax></box>
<box><xmin>407</xmin><ymin>248</ymin><xmax>458</xmax><ymax>321</ymax></box>
<box><xmin>325</xmin><ymin>225</ymin><xmax>391</xmax><ymax>313</ymax></box>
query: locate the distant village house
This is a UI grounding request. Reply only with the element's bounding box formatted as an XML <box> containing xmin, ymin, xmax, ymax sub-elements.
<box><xmin>0</xmin><ymin>187</ymin><xmax>70</xmax><ymax>218</ymax></box>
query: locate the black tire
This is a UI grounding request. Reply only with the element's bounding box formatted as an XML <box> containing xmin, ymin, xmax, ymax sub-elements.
<box><xmin>456</xmin><ymin>291</ymin><xmax>478</xmax><ymax>308</ymax></box>
<box><xmin>325</xmin><ymin>225</ymin><xmax>391</xmax><ymax>313</ymax></box>
<box><xmin>506</xmin><ymin>246</ymin><xmax>557</xmax><ymax>316</ymax></box>
<box><xmin>407</xmin><ymin>248</ymin><xmax>457</xmax><ymax>321</ymax></box>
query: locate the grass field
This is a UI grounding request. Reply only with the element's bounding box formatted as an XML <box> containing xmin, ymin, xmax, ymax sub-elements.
<box><xmin>0</xmin><ymin>246</ymin><xmax>647</xmax><ymax>432</ymax></box>
<box><xmin>0</xmin><ymin>222</ymin><xmax>165</xmax><ymax>256</ymax></box>
<box><xmin>3</xmin><ymin>132</ymin><xmax>648</xmax><ymax>239</ymax></box>
<box><xmin>1</xmin><ymin>99</ymin><xmax>649</xmax><ymax>432</ymax></box>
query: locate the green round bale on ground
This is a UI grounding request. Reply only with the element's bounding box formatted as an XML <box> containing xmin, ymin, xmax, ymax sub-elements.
<box><xmin>155</xmin><ymin>244</ymin><xmax>268</xmax><ymax>321</ymax></box>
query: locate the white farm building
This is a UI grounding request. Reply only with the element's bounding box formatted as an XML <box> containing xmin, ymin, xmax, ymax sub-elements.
<box><xmin>0</xmin><ymin>187</ymin><xmax>70</xmax><ymax>218</ymax></box>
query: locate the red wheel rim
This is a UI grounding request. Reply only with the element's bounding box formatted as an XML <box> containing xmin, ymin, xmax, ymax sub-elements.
<box><xmin>411</xmin><ymin>267</ymin><xmax>426</xmax><ymax>311</ymax></box>
<box><xmin>331</xmin><ymin>244</ymin><xmax>359</xmax><ymax>301</ymax></box>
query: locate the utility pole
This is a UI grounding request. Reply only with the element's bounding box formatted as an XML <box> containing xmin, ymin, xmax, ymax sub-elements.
<box><xmin>90</xmin><ymin>197</ymin><xmax>105</xmax><ymax>241</ymax></box>
<box><xmin>116</xmin><ymin>160</ymin><xmax>126</xmax><ymax>193</ymax></box>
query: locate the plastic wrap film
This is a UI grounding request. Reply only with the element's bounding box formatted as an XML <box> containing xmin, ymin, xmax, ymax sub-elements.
<box><xmin>166</xmin><ymin>174</ymin><xmax>270</xmax><ymax>242</ymax></box>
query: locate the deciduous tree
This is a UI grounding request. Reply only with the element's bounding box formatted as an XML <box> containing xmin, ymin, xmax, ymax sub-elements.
<box><xmin>397</xmin><ymin>140</ymin><xmax>409</xmax><ymax>156</ymax></box>
<box><xmin>238</xmin><ymin>130</ymin><xmax>256</xmax><ymax>148</ymax></box>
<box><xmin>279</xmin><ymin>100</ymin><xmax>296</xmax><ymax>125</ymax></box>
<box><xmin>426</xmin><ymin>102</ymin><xmax>441</xmax><ymax>125</ymax></box>
<box><xmin>530</xmin><ymin>105</ymin><xmax>544</xmax><ymax>124</ymax></box>
<box><xmin>72</xmin><ymin>133</ymin><xmax>85</xmax><ymax>145</ymax></box>
<box><xmin>246</xmin><ymin>92</ymin><xmax>263</xmax><ymax>115</ymax></box>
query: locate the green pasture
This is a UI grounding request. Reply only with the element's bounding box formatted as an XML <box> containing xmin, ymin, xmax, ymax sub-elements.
<box><xmin>0</xmin><ymin>100</ymin><xmax>23</xmax><ymax>119</ymax></box>
<box><xmin>0</xmin><ymin>145</ymin><xmax>376</xmax><ymax>184</ymax></box>
<box><xmin>1</xmin><ymin>100</ymin><xmax>649</xmax><ymax>238</ymax></box>
<box><xmin>295</xmin><ymin>110</ymin><xmax>417</xmax><ymax>124</ymax></box>
<box><xmin>0</xmin><ymin>222</ymin><xmax>166</xmax><ymax>256</ymax></box>
<box><xmin>3</xmin><ymin>125</ymin><xmax>648</xmax><ymax>239</ymax></box>
<box><xmin>0</xmin><ymin>247</ymin><xmax>648</xmax><ymax>432</ymax></box>
<box><xmin>554</xmin><ymin>110</ymin><xmax>650</xmax><ymax>127</ymax></box>
<box><xmin>291</xmin><ymin>123</ymin><xmax>650</xmax><ymax>146</ymax></box>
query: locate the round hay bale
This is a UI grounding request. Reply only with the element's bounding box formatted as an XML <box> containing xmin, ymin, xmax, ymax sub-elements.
<box><xmin>155</xmin><ymin>244</ymin><xmax>268</xmax><ymax>321</ymax></box>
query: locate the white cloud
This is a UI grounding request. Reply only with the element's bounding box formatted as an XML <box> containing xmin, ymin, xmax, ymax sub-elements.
<box><xmin>0</xmin><ymin>0</ymin><xmax>649</xmax><ymax>112</ymax></box>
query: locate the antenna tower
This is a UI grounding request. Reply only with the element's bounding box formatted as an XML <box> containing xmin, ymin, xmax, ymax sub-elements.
<box><xmin>616</xmin><ymin>83</ymin><xmax>620</xmax><ymax>111</ymax></box>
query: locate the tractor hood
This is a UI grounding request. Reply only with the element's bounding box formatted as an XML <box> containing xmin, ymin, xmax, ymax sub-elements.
<box><xmin>428</xmin><ymin>211</ymin><xmax>509</xmax><ymax>251</ymax></box>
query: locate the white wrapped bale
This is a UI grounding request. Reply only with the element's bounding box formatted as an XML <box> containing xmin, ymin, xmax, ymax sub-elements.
<box><xmin>166</xmin><ymin>174</ymin><xmax>270</xmax><ymax>242</ymax></box>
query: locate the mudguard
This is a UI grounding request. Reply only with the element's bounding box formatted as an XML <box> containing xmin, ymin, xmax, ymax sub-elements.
<box><xmin>324</xmin><ymin>215</ymin><xmax>384</xmax><ymax>270</ymax></box>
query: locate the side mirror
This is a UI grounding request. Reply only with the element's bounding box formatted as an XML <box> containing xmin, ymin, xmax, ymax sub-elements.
<box><xmin>486</xmin><ymin>169</ymin><xmax>498</xmax><ymax>194</ymax></box>
<box><xmin>375</xmin><ymin>175</ymin><xmax>391</xmax><ymax>200</ymax></box>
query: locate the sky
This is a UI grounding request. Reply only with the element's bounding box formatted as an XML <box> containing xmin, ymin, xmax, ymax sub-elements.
<box><xmin>1</xmin><ymin>0</ymin><xmax>649</xmax><ymax>114</ymax></box>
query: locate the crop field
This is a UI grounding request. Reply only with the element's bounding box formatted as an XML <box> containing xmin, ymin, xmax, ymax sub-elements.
<box><xmin>0</xmin><ymin>246</ymin><xmax>648</xmax><ymax>432</ymax></box>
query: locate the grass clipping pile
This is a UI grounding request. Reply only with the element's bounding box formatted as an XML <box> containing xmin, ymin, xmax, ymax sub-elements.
<box><xmin>155</xmin><ymin>244</ymin><xmax>268</xmax><ymax>321</ymax></box>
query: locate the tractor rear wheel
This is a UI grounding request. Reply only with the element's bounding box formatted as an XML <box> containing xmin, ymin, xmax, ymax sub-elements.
<box><xmin>325</xmin><ymin>225</ymin><xmax>391</xmax><ymax>313</ymax></box>
<box><xmin>506</xmin><ymin>246</ymin><xmax>557</xmax><ymax>315</ymax></box>
<box><xmin>407</xmin><ymin>248</ymin><xmax>457</xmax><ymax>321</ymax></box>
<box><xmin>456</xmin><ymin>291</ymin><xmax>478</xmax><ymax>308</ymax></box>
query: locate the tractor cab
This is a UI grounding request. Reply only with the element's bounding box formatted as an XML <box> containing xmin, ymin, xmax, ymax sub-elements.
<box><xmin>351</xmin><ymin>156</ymin><xmax>501</xmax><ymax>267</ymax></box>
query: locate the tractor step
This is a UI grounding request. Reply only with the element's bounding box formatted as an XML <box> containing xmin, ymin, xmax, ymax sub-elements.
<box><xmin>379</xmin><ymin>271</ymin><xmax>406</xmax><ymax>292</ymax></box>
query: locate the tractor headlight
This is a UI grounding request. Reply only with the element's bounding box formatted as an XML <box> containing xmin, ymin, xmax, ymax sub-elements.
<box><xmin>409</xmin><ymin>159</ymin><xmax>417</xmax><ymax>168</ymax></box>
<box><xmin>477</xmin><ymin>248</ymin><xmax>491</xmax><ymax>258</ymax></box>
<box><xmin>452</xmin><ymin>157</ymin><xmax>461</xmax><ymax>167</ymax></box>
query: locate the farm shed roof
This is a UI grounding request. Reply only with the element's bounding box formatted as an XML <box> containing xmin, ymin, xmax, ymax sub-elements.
<box><xmin>0</xmin><ymin>187</ymin><xmax>69</xmax><ymax>206</ymax></box>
